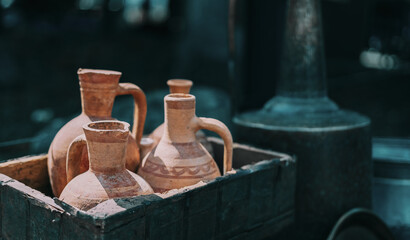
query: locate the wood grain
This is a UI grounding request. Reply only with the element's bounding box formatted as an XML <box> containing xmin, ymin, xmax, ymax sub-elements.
<box><xmin>0</xmin><ymin>154</ymin><xmax>48</xmax><ymax>189</ymax></box>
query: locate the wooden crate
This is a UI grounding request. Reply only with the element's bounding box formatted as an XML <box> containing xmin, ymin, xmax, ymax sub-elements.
<box><xmin>0</xmin><ymin>137</ymin><xmax>295</xmax><ymax>240</ymax></box>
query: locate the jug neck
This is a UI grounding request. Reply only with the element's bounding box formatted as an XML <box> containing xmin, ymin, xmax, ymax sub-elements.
<box><xmin>78</xmin><ymin>68</ymin><xmax>121</xmax><ymax>118</ymax></box>
<box><xmin>167</xmin><ymin>79</ymin><xmax>193</xmax><ymax>94</ymax></box>
<box><xmin>80</xmin><ymin>85</ymin><xmax>116</xmax><ymax>117</ymax></box>
<box><xmin>83</xmin><ymin>121</ymin><xmax>129</xmax><ymax>173</ymax></box>
<box><xmin>163</xmin><ymin>94</ymin><xmax>197</xmax><ymax>143</ymax></box>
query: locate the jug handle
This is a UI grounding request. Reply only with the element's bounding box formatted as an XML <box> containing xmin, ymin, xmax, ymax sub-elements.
<box><xmin>196</xmin><ymin>117</ymin><xmax>233</xmax><ymax>174</ymax></box>
<box><xmin>66</xmin><ymin>134</ymin><xmax>88</xmax><ymax>183</ymax></box>
<box><xmin>116</xmin><ymin>83</ymin><xmax>147</xmax><ymax>145</ymax></box>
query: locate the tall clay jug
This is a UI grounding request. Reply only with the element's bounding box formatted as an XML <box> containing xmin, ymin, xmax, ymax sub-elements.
<box><xmin>60</xmin><ymin>121</ymin><xmax>153</xmax><ymax>211</ymax></box>
<box><xmin>138</xmin><ymin>93</ymin><xmax>233</xmax><ymax>192</ymax></box>
<box><xmin>48</xmin><ymin>69</ymin><xmax>147</xmax><ymax>197</ymax></box>
<box><xmin>142</xmin><ymin>79</ymin><xmax>213</xmax><ymax>158</ymax></box>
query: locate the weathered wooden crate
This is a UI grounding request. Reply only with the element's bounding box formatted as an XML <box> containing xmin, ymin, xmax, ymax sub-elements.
<box><xmin>0</xmin><ymin>137</ymin><xmax>295</xmax><ymax>240</ymax></box>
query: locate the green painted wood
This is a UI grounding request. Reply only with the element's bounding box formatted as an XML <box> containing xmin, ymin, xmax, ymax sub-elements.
<box><xmin>2</xmin><ymin>181</ymin><xmax>29</xmax><ymax>240</ymax></box>
<box><xmin>0</xmin><ymin>138</ymin><xmax>295</xmax><ymax>239</ymax></box>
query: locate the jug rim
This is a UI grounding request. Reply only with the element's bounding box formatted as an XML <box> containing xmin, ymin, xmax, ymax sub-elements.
<box><xmin>167</xmin><ymin>79</ymin><xmax>193</xmax><ymax>87</ymax></box>
<box><xmin>78</xmin><ymin>68</ymin><xmax>122</xmax><ymax>76</ymax></box>
<box><xmin>83</xmin><ymin>120</ymin><xmax>129</xmax><ymax>133</ymax></box>
<box><xmin>165</xmin><ymin>93</ymin><xmax>195</xmax><ymax>101</ymax></box>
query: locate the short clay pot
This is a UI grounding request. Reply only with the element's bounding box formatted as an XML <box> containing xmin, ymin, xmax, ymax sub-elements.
<box><xmin>138</xmin><ymin>94</ymin><xmax>233</xmax><ymax>192</ymax></box>
<box><xmin>60</xmin><ymin>121</ymin><xmax>153</xmax><ymax>211</ymax></box>
<box><xmin>142</xmin><ymin>79</ymin><xmax>213</xmax><ymax>158</ymax></box>
<box><xmin>48</xmin><ymin>69</ymin><xmax>147</xmax><ymax>197</ymax></box>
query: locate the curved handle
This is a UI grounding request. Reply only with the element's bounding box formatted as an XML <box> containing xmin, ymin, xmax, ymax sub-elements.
<box><xmin>116</xmin><ymin>83</ymin><xmax>147</xmax><ymax>145</ymax></box>
<box><xmin>66</xmin><ymin>134</ymin><xmax>88</xmax><ymax>183</ymax></box>
<box><xmin>196</xmin><ymin>117</ymin><xmax>233</xmax><ymax>174</ymax></box>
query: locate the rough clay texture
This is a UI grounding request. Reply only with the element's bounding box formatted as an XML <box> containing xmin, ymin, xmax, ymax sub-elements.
<box><xmin>59</xmin><ymin>121</ymin><xmax>153</xmax><ymax>211</ymax></box>
<box><xmin>0</xmin><ymin>138</ymin><xmax>295</xmax><ymax>239</ymax></box>
<box><xmin>138</xmin><ymin>94</ymin><xmax>232</xmax><ymax>192</ymax></box>
<box><xmin>144</xmin><ymin>79</ymin><xmax>214</xmax><ymax>158</ymax></box>
<box><xmin>47</xmin><ymin>68</ymin><xmax>147</xmax><ymax>197</ymax></box>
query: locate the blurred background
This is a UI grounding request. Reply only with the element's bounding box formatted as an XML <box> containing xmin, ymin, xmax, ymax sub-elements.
<box><xmin>0</xmin><ymin>0</ymin><xmax>409</xmax><ymax>237</ymax></box>
<box><xmin>0</xmin><ymin>0</ymin><xmax>409</xmax><ymax>156</ymax></box>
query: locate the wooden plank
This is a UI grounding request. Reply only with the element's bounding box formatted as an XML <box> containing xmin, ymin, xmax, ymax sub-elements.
<box><xmin>0</xmin><ymin>154</ymin><xmax>48</xmax><ymax>190</ymax></box>
<box><xmin>1</xmin><ymin>183</ymin><xmax>28</xmax><ymax>240</ymax></box>
<box><xmin>228</xmin><ymin>210</ymin><xmax>294</xmax><ymax>240</ymax></box>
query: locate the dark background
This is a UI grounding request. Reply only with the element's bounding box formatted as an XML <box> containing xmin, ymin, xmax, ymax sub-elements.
<box><xmin>0</xmin><ymin>0</ymin><xmax>409</xmax><ymax>158</ymax></box>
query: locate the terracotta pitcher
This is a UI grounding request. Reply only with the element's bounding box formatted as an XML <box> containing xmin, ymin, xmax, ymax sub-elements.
<box><xmin>138</xmin><ymin>93</ymin><xmax>233</xmax><ymax>192</ymax></box>
<box><xmin>48</xmin><ymin>68</ymin><xmax>147</xmax><ymax>197</ymax></box>
<box><xmin>142</xmin><ymin>79</ymin><xmax>213</xmax><ymax>158</ymax></box>
<box><xmin>60</xmin><ymin>121</ymin><xmax>153</xmax><ymax>211</ymax></box>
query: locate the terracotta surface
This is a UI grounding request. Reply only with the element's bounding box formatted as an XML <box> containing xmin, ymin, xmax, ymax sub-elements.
<box><xmin>166</xmin><ymin>79</ymin><xmax>193</xmax><ymax>94</ymax></box>
<box><xmin>143</xmin><ymin>79</ymin><xmax>213</xmax><ymax>159</ymax></box>
<box><xmin>48</xmin><ymin>68</ymin><xmax>147</xmax><ymax>197</ymax></box>
<box><xmin>138</xmin><ymin>93</ymin><xmax>233</xmax><ymax>192</ymax></box>
<box><xmin>60</xmin><ymin>121</ymin><xmax>153</xmax><ymax>211</ymax></box>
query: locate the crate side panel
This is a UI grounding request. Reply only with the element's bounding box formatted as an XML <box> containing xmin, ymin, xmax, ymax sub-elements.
<box><xmin>60</xmin><ymin>214</ymin><xmax>101</xmax><ymax>240</ymax></box>
<box><xmin>146</xmin><ymin>197</ymin><xmax>185</xmax><ymax>228</ymax></box>
<box><xmin>247</xmin><ymin>167</ymin><xmax>277</xmax><ymax>228</ymax></box>
<box><xmin>218</xmin><ymin>172</ymin><xmax>251</xmax><ymax>239</ymax></box>
<box><xmin>0</xmin><ymin>175</ymin><xmax>9</xmax><ymax>237</ymax></box>
<box><xmin>1</xmin><ymin>183</ymin><xmax>28</xmax><ymax>240</ymax></box>
<box><xmin>186</xmin><ymin>207</ymin><xmax>217</xmax><ymax>240</ymax></box>
<box><xmin>272</xmin><ymin>162</ymin><xmax>296</xmax><ymax>216</ymax></box>
<box><xmin>87</xmin><ymin>196</ymin><xmax>150</xmax><ymax>233</ymax></box>
<box><xmin>29</xmin><ymin>203</ymin><xmax>61</xmax><ymax>239</ymax></box>
<box><xmin>227</xmin><ymin>210</ymin><xmax>294</xmax><ymax>240</ymax></box>
<box><xmin>219</xmin><ymin>199</ymin><xmax>250</xmax><ymax>239</ymax></box>
<box><xmin>149</xmin><ymin>221</ymin><xmax>183</xmax><ymax>240</ymax></box>
<box><xmin>0</xmin><ymin>154</ymin><xmax>49</xmax><ymax>190</ymax></box>
<box><xmin>186</xmin><ymin>185</ymin><xmax>218</xmax><ymax>215</ymax></box>
<box><xmin>146</xmin><ymin>195</ymin><xmax>185</xmax><ymax>240</ymax></box>
<box><xmin>220</xmin><ymin>171</ymin><xmax>250</xmax><ymax>203</ymax></box>
<box><xmin>103</xmin><ymin>216</ymin><xmax>145</xmax><ymax>240</ymax></box>
<box><xmin>0</xmin><ymin>184</ymin><xmax>2</xmax><ymax>237</ymax></box>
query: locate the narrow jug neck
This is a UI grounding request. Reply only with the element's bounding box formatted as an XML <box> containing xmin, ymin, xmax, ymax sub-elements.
<box><xmin>163</xmin><ymin>94</ymin><xmax>197</xmax><ymax>143</ymax></box>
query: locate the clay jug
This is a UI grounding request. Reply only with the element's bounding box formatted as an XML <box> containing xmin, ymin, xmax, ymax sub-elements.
<box><xmin>48</xmin><ymin>68</ymin><xmax>147</xmax><ymax>197</ymax></box>
<box><xmin>142</xmin><ymin>79</ymin><xmax>213</xmax><ymax>158</ymax></box>
<box><xmin>60</xmin><ymin>121</ymin><xmax>153</xmax><ymax>211</ymax></box>
<box><xmin>138</xmin><ymin>93</ymin><xmax>233</xmax><ymax>192</ymax></box>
